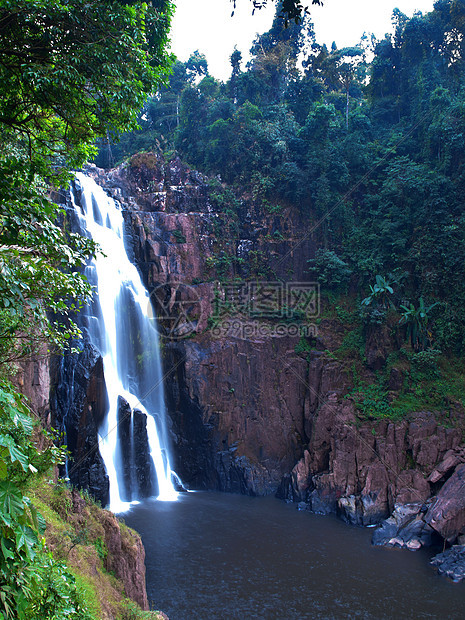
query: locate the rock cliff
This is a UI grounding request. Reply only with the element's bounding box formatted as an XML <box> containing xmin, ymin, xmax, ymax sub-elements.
<box><xmin>54</xmin><ymin>156</ymin><xmax>465</xmax><ymax>568</ymax></box>
<box><xmin>83</xmin><ymin>155</ymin><xmax>465</xmax><ymax>549</ymax></box>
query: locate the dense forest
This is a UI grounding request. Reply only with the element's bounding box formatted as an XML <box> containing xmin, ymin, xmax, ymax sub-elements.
<box><xmin>100</xmin><ymin>0</ymin><xmax>465</xmax><ymax>360</ymax></box>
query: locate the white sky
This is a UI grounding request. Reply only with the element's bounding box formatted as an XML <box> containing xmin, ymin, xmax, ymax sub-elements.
<box><xmin>170</xmin><ymin>0</ymin><xmax>435</xmax><ymax>82</ymax></box>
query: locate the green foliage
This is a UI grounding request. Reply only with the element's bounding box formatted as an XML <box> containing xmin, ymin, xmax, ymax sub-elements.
<box><xmin>361</xmin><ymin>275</ymin><xmax>394</xmax><ymax>309</ymax></box>
<box><xmin>171</xmin><ymin>230</ymin><xmax>186</xmax><ymax>244</ymax></box>
<box><xmin>410</xmin><ymin>349</ymin><xmax>441</xmax><ymax>380</ymax></box>
<box><xmin>307</xmin><ymin>249</ymin><xmax>352</xmax><ymax>290</ymax></box>
<box><xmin>0</xmin><ymin>1</ymin><xmax>173</xmax><ymax>616</ymax></box>
<box><xmin>335</xmin><ymin>326</ymin><xmax>365</xmax><ymax>362</ymax></box>
<box><xmin>93</xmin><ymin>537</ymin><xmax>107</xmax><ymax>562</ymax></box>
<box><xmin>0</xmin><ymin>155</ymin><xmax>96</xmax><ymax>364</ymax></box>
<box><xmin>348</xmin><ymin>380</ymin><xmax>396</xmax><ymax>420</ymax></box>
<box><xmin>0</xmin><ymin>380</ymin><xmax>96</xmax><ymax>618</ymax></box>
<box><xmin>120</xmin><ymin>599</ymin><xmax>165</xmax><ymax>620</ymax></box>
<box><xmin>295</xmin><ymin>336</ymin><xmax>311</xmax><ymax>356</ymax></box>
<box><xmin>96</xmin><ymin>0</ymin><xmax>465</xmax><ymax>357</ymax></box>
<box><xmin>0</xmin><ymin>0</ymin><xmax>173</xmax><ymax>366</ymax></box>
<box><xmin>20</xmin><ymin>550</ymin><xmax>94</xmax><ymax>620</ymax></box>
<box><xmin>399</xmin><ymin>297</ymin><xmax>439</xmax><ymax>352</ymax></box>
<box><xmin>206</xmin><ymin>252</ymin><xmax>245</xmax><ymax>281</ymax></box>
<box><xmin>0</xmin><ymin>0</ymin><xmax>173</xmax><ymax>172</ymax></box>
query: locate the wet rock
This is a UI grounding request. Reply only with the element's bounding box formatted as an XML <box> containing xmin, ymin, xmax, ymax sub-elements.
<box><xmin>117</xmin><ymin>397</ymin><xmax>156</xmax><ymax>501</ymax></box>
<box><xmin>133</xmin><ymin>409</ymin><xmax>156</xmax><ymax>498</ymax></box>
<box><xmin>431</xmin><ymin>545</ymin><xmax>465</xmax><ymax>582</ymax></box>
<box><xmin>425</xmin><ymin>464</ymin><xmax>465</xmax><ymax>542</ymax></box>
<box><xmin>117</xmin><ymin>396</ymin><xmax>133</xmax><ymax>502</ymax></box>
<box><xmin>50</xmin><ymin>341</ymin><xmax>109</xmax><ymax>506</ymax></box>
<box><xmin>372</xmin><ymin>503</ymin><xmax>435</xmax><ymax>550</ymax></box>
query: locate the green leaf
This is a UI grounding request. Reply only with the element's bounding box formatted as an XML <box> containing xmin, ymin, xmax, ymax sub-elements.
<box><xmin>15</xmin><ymin>524</ymin><xmax>37</xmax><ymax>558</ymax></box>
<box><xmin>1</xmin><ymin>536</ymin><xmax>14</xmax><ymax>560</ymax></box>
<box><xmin>0</xmin><ymin>481</ymin><xmax>26</xmax><ymax>519</ymax></box>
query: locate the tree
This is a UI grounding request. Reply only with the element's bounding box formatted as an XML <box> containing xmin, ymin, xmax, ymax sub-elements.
<box><xmin>399</xmin><ymin>298</ymin><xmax>438</xmax><ymax>351</ymax></box>
<box><xmin>0</xmin><ymin>0</ymin><xmax>173</xmax><ymax>173</ymax></box>
<box><xmin>0</xmin><ymin>0</ymin><xmax>174</xmax><ymax>363</ymax></box>
<box><xmin>308</xmin><ymin>44</ymin><xmax>366</xmax><ymax>128</ymax></box>
<box><xmin>0</xmin><ymin>2</ymin><xmax>173</xmax><ymax>615</ymax></box>
<box><xmin>234</xmin><ymin>0</ymin><xmax>323</xmax><ymax>24</ymax></box>
<box><xmin>186</xmin><ymin>50</ymin><xmax>209</xmax><ymax>83</ymax></box>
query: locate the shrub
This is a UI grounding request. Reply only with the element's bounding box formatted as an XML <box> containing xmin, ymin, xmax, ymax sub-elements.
<box><xmin>307</xmin><ymin>249</ymin><xmax>352</xmax><ymax>290</ymax></box>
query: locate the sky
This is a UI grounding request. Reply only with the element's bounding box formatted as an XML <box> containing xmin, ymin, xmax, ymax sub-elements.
<box><xmin>170</xmin><ymin>0</ymin><xmax>436</xmax><ymax>82</ymax></box>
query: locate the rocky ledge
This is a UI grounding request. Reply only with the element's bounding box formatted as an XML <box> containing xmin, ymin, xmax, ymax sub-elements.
<box><xmin>431</xmin><ymin>546</ymin><xmax>465</xmax><ymax>582</ymax></box>
<box><xmin>372</xmin><ymin>463</ymin><xmax>465</xmax><ymax>549</ymax></box>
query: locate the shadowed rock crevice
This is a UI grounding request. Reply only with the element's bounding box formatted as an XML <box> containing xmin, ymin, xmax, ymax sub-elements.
<box><xmin>50</xmin><ymin>340</ymin><xmax>110</xmax><ymax>507</ymax></box>
<box><xmin>117</xmin><ymin>396</ymin><xmax>156</xmax><ymax>502</ymax></box>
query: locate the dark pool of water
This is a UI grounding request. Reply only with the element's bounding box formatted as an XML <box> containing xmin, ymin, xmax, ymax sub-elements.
<box><xmin>123</xmin><ymin>492</ymin><xmax>465</xmax><ymax>619</ymax></box>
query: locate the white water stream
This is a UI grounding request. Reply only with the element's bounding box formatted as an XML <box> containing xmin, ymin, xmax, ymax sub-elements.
<box><xmin>71</xmin><ymin>173</ymin><xmax>178</xmax><ymax>512</ymax></box>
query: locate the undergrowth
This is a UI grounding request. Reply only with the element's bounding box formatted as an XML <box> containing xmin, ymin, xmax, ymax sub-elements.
<box><xmin>320</xmin><ymin>295</ymin><xmax>465</xmax><ymax>423</ymax></box>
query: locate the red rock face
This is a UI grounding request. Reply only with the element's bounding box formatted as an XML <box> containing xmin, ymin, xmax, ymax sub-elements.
<box><xmin>283</xmin><ymin>399</ymin><xmax>460</xmax><ymax>525</ymax></box>
<box><xmin>426</xmin><ymin>464</ymin><xmax>465</xmax><ymax>542</ymax></box>
<box><xmin>101</xmin><ymin>510</ymin><xmax>149</xmax><ymax>610</ymax></box>
<box><xmin>89</xmin><ymin>157</ymin><xmax>465</xmax><ymax>534</ymax></box>
<box><xmin>16</xmin><ymin>354</ymin><xmax>50</xmax><ymax>422</ymax></box>
<box><xmin>180</xmin><ymin>333</ymin><xmax>309</xmax><ymax>494</ymax></box>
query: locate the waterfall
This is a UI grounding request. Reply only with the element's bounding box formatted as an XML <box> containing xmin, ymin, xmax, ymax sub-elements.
<box><xmin>71</xmin><ymin>172</ymin><xmax>178</xmax><ymax>512</ymax></box>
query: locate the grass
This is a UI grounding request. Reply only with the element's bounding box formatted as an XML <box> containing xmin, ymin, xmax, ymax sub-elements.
<box><xmin>72</xmin><ymin>572</ymin><xmax>104</xmax><ymax>619</ymax></box>
<box><xmin>345</xmin><ymin>348</ymin><xmax>465</xmax><ymax>424</ymax></box>
<box><xmin>27</xmin><ymin>476</ymin><xmax>159</xmax><ymax>620</ymax></box>
<box><xmin>314</xmin><ymin>293</ymin><xmax>465</xmax><ymax>425</ymax></box>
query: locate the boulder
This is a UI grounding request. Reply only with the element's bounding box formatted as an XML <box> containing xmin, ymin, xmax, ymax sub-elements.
<box><xmin>427</xmin><ymin>449</ymin><xmax>465</xmax><ymax>485</ymax></box>
<box><xmin>116</xmin><ymin>397</ymin><xmax>156</xmax><ymax>501</ymax></box>
<box><xmin>431</xmin><ymin>545</ymin><xmax>465</xmax><ymax>582</ymax></box>
<box><xmin>372</xmin><ymin>502</ymin><xmax>435</xmax><ymax>550</ymax></box>
<box><xmin>425</xmin><ymin>464</ymin><xmax>465</xmax><ymax>542</ymax></box>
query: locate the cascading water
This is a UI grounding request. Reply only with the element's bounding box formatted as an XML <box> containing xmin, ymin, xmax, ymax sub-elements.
<box><xmin>70</xmin><ymin>172</ymin><xmax>178</xmax><ymax>512</ymax></box>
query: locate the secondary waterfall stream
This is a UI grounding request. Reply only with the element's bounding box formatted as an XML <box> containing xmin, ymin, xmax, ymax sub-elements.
<box><xmin>71</xmin><ymin>172</ymin><xmax>178</xmax><ymax>512</ymax></box>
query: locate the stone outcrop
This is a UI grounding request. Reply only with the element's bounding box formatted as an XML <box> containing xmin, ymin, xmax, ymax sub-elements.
<box><xmin>372</xmin><ymin>460</ymin><xmax>465</xmax><ymax>551</ymax></box>
<box><xmin>372</xmin><ymin>502</ymin><xmax>437</xmax><ymax>550</ymax></box>
<box><xmin>50</xmin><ymin>340</ymin><xmax>110</xmax><ymax>506</ymax></box>
<box><xmin>278</xmin><ymin>397</ymin><xmax>461</xmax><ymax>525</ymax></box>
<box><xmin>431</xmin><ymin>545</ymin><xmax>465</xmax><ymax>582</ymax></box>
<box><xmin>425</xmin><ymin>463</ymin><xmax>465</xmax><ymax>542</ymax></box>
<box><xmin>101</xmin><ymin>510</ymin><xmax>149</xmax><ymax>610</ymax></box>
<box><xmin>17</xmin><ymin>355</ymin><xmax>50</xmax><ymax>421</ymax></box>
